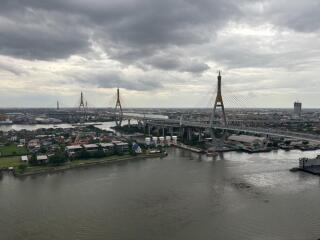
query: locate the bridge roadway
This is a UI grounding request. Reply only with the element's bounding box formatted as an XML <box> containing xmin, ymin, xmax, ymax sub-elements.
<box><xmin>139</xmin><ymin>117</ymin><xmax>320</xmax><ymax>143</ymax></box>
<box><xmin>114</xmin><ymin>113</ymin><xmax>320</xmax><ymax>143</ymax></box>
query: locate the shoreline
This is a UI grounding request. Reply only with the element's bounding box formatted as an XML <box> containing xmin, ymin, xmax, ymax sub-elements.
<box><xmin>14</xmin><ymin>153</ymin><xmax>163</xmax><ymax>177</ymax></box>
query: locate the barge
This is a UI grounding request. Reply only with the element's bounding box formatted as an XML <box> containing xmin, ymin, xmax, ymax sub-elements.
<box><xmin>291</xmin><ymin>155</ymin><xmax>320</xmax><ymax>175</ymax></box>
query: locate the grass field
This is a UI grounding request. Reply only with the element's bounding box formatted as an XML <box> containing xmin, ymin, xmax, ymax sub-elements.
<box><xmin>0</xmin><ymin>156</ymin><xmax>21</xmax><ymax>168</ymax></box>
<box><xmin>0</xmin><ymin>144</ymin><xmax>28</xmax><ymax>157</ymax></box>
<box><xmin>14</xmin><ymin>153</ymin><xmax>160</xmax><ymax>176</ymax></box>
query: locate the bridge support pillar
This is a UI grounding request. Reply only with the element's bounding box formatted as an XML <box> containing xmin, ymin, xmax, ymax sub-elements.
<box><xmin>179</xmin><ymin>127</ymin><xmax>185</xmax><ymax>139</ymax></box>
<box><xmin>162</xmin><ymin>127</ymin><xmax>165</xmax><ymax>137</ymax></box>
<box><xmin>187</xmin><ymin>128</ymin><xmax>192</xmax><ymax>142</ymax></box>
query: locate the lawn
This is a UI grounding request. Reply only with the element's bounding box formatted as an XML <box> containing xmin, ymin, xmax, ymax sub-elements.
<box><xmin>16</xmin><ymin>154</ymin><xmax>135</xmax><ymax>175</ymax></box>
<box><xmin>0</xmin><ymin>156</ymin><xmax>21</xmax><ymax>168</ymax></box>
<box><xmin>0</xmin><ymin>144</ymin><xmax>28</xmax><ymax>157</ymax></box>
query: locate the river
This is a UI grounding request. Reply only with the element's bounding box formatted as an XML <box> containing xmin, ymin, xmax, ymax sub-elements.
<box><xmin>1</xmin><ymin>148</ymin><xmax>320</xmax><ymax>240</ymax></box>
<box><xmin>0</xmin><ymin>121</ymin><xmax>131</xmax><ymax>132</ymax></box>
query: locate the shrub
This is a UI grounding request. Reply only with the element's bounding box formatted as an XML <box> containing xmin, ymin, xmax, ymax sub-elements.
<box><xmin>49</xmin><ymin>151</ymin><xmax>67</xmax><ymax>166</ymax></box>
<box><xmin>17</xmin><ymin>164</ymin><xmax>27</xmax><ymax>173</ymax></box>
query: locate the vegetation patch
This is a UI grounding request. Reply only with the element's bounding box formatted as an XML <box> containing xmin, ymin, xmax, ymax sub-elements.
<box><xmin>0</xmin><ymin>144</ymin><xmax>28</xmax><ymax>157</ymax></box>
<box><xmin>0</xmin><ymin>156</ymin><xmax>21</xmax><ymax>168</ymax></box>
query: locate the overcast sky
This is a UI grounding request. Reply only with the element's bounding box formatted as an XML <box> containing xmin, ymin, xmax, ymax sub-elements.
<box><xmin>0</xmin><ymin>0</ymin><xmax>319</xmax><ymax>108</ymax></box>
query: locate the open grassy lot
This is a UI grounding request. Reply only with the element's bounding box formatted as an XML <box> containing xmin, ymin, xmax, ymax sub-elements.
<box><xmin>0</xmin><ymin>156</ymin><xmax>21</xmax><ymax>168</ymax></box>
<box><xmin>15</xmin><ymin>153</ymin><xmax>161</xmax><ymax>176</ymax></box>
<box><xmin>0</xmin><ymin>144</ymin><xmax>28</xmax><ymax>157</ymax></box>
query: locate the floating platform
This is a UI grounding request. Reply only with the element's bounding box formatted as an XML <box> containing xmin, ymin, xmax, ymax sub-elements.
<box><xmin>290</xmin><ymin>166</ymin><xmax>320</xmax><ymax>176</ymax></box>
<box><xmin>173</xmin><ymin>143</ymin><xmax>204</xmax><ymax>153</ymax></box>
<box><xmin>299</xmin><ymin>166</ymin><xmax>320</xmax><ymax>176</ymax></box>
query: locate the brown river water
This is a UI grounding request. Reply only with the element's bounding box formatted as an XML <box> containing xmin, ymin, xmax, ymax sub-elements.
<box><xmin>1</xmin><ymin>147</ymin><xmax>320</xmax><ymax>240</ymax></box>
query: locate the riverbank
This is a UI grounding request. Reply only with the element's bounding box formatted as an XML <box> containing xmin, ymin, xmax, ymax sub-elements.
<box><xmin>13</xmin><ymin>153</ymin><xmax>164</xmax><ymax>177</ymax></box>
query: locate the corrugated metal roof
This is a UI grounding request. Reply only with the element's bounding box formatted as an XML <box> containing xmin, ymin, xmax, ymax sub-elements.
<box><xmin>66</xmin><ymin>145</ymin><xmax>83</xmax><ymax>150</ymax></box>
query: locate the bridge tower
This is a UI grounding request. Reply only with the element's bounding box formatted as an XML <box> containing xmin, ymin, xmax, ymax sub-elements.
<box><xmin>210</xmin><ymin>71</ymin><xmax>227</xmax><ymax>126</ymax></box>
<box><xmin>114</xmin><ymin>88</ymin><xmax>123</xmax><ymax>127</ymax></box>
<box><xmin>79</xmin><ymin>92</ymin><xmax>87</xmax><ymax>120</ymax></box>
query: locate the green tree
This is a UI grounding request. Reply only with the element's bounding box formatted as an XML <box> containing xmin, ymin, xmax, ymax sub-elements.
<box><xmin>93</xmin><ymin>149</ymin><xmax>106</xmax><ymax>158</ymax></box>
<box><xmin>79</xmin><ymin>149</ymin><xmax>90</xmax><ymax>159</ymax></box>
<box><xmin>17</xmin><ymin>164</ymin><xmax>27</xmax><ymax>173</ymax></box>
<box><xmin>49</xmin><ymin>151</ymin><xmax>67</xmax><ymax>165</ymax></box>
<box><xmin>29</xmin><ymin>154</ymin><xmax>38</xmax><ymax>166</ymax></box>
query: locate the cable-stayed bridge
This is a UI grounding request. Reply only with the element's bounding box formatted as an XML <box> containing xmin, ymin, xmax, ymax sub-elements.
<box><xmin>111</xmin><ymin>73</ymin><xmax>320</xmax><ymax>143</ymax></box>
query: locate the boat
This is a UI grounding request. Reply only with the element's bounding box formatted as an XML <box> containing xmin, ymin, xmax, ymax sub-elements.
<box><xmin>293</xmin><ymin>155</ymin><xmax>320</xmax><ymax>175</ymax></box>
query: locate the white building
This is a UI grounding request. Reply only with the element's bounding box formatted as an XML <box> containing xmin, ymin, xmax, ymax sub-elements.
<box><xmin>21</xmin><ymin>155</ymin><xmax>28</xmax><ymax>163</ymax></box>
<box><xmin>36</xmin><ymin>155</ymin><xmax>48</xmax><ymax>164</ymax></box>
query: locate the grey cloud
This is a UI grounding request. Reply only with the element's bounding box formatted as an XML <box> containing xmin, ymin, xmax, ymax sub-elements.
<box><xmin>1</xmin><ymin>0</ymin><xmax>320</xmax><ymax>106</ymax></box>
<box><xmin>69</xmin><ymin>71</ymin><xmax>163</xmax><ymax>91</ymax></box>
<box><xmin>142</xmin><ymin>54</ymin><xmax>210</xmax><ymax>73</ymax></box>
<box><xmin>0</xmin><ymin>62</ymin><xmax>27</xmax><ymax>75</ymax></box>
<box><xmin>0</xmin><ymin>8</ymin><xmax>91</xmax><ymax>60</ymax></box>
<box><xmin>245</xmin><ymin>0</ymin><xmax>320</xmax><ymax>33</ymax></box>
<box><xmin>0</xmin><ymin>0</ymin><xmax>243</xmax><ymax>62</ymax></box>
<box><xmin>272</xmin><ymin>0</ymin><xmax>320</xmax><ymax>32</ymax></box>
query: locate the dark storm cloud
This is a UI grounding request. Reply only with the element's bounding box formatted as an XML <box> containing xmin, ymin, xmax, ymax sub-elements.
<box><xmin>0</xmin><ymin>6</ymin><xmax>90</xmax><ymax>60</ymax></box>
<box><xmin>0</xmin><ymin>0</ymin><xmax>319</xmax><ymax>74</ymax></box>
<box><xmin>0</xmin><ymin>0</ymin><xmax>243</xmax><ymax>67</ymax></box>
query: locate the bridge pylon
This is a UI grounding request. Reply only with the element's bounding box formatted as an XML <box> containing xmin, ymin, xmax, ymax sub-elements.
<box><xmin>210</xmin><ymin>71</ymin><xmax>227</xmax><ymax>127</ymax></box>
<box><xmin>79</xmin><ymin>91</ymin><xmax>87</xmax><ymax>120</ymax></box>
<box><xmin>114</xmin><ymin>88</ymin><xmax>123</xmax><ymax>127</ymax></box>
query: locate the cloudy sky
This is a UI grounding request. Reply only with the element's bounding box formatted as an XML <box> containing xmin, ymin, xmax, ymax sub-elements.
<box><xmin>0</xmin><ymin>0</ymin><xmax>319</xmax><ymax>108</ymax></box>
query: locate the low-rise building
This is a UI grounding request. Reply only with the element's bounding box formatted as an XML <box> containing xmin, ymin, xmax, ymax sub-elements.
<box><xmin>113</xmin><ymin>141</ymin><xmax>129</xmax><ymax>154</ymax></box>
<box><xmin>99</xmin><ymin>143</ymin><xmax>114</xmax><ymax>154</ymax></box>
<box><xmin>65</xmin><ymin>145</ymin><xmax>83</xmax><ymax>157</ymax></box>
<box><xmin>21</xmin><ymin>155</ymin><xmax>28</xmax><ymax>163</ymax></box>
<box><xmin>28</xmin><ymin>139</ymin><xmax>40</xmax><ymax>149</ymax></box>
<box><xmin>36</xmin><ymin>155</ymin><xmax>48</xmax><ymax>164</ymax></box>
<box><xmin>83</xmin><ymin>144</ymin><xmax>99</xmax><ymax>152</ymax></box>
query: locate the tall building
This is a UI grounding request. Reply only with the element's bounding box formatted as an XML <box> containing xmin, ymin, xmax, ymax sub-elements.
<box><xmin>294</xmin><ymin>101</ymin><xmax>302</xmax><ymax>117</ymax></box>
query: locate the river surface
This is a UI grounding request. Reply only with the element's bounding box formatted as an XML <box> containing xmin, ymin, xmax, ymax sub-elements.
<box><xmin>0</xmin><ymin>121</ymin><xmax>133</xmax><ymax>132</ymax></box>
<box><xmin>1</xmin><ymin>148</ymin><xmax>320</xmax><ymax>240</ymax></box>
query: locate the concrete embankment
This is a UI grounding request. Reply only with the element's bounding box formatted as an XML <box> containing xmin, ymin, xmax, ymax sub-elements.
<box><xmin>172</xmin><ymin>143</ymin><xmax>204</xmax><ymax>153</ymax></box>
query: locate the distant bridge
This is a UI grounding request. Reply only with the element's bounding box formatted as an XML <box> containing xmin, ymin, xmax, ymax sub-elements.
<box><xmin>110</xmin><ymin>75</ymin><xmax>320</xmax><ymax>143</ymax></box>
<box><xmin>135</xmin><ymin>117</ymin><xmax>320</xmax><ymax>143</ymax></box>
